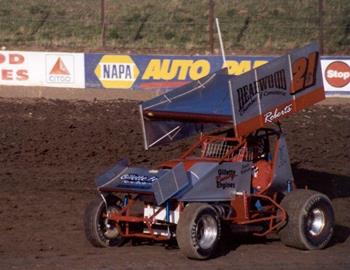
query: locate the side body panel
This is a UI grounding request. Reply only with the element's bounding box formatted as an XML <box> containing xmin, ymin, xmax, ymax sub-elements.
<box><xmin>179</xmin><ymin>161</ymin><xmax>252</xmax><ymax>202</ymax></box>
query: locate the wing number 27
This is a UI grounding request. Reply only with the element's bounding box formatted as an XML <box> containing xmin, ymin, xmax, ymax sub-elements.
<box><xmin>291</xmin><ymin>51</ymin><xmax>318</xmax><ymax>94</ymax></box>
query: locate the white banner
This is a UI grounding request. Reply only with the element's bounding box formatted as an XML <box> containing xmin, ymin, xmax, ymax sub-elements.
<box><xmin>0</xmin><ymin>51</ymin><xmax>85</xmax><ymax>88</ymax></box>
<box><xmin>321</xmin><ymin>59</ymin><xmax>350</xmax><ymax>94</ymax></box>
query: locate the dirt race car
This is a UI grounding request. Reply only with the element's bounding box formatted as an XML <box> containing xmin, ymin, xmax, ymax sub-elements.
<box><xmin>84</xmin><ymin>43</ymin><xmax>334</xmax><ymax>259</ymax></box>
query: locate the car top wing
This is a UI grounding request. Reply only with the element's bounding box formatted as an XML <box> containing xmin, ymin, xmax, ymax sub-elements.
<box><xmin>140</xmin><ymin>43</ymin><xmax>324</xmax><ymax>149</ymax></box>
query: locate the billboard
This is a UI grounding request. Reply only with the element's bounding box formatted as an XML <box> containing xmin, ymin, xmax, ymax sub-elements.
<box><xmin>84</xmin><ymin>54</ymin><xmax>271</xmax><ymax>91</ymax></box>
<box><xmin>85</xmin><ymin>53</ymin><xmax>350</xmax><ymax>95</ymax></box>
<box><xmin>0</xmin><ymin>51</ymin><xmax>85</xmax><ymax>88</ymax></box>
<box><xmin>321</xmin><ymin>57</ymin><xmax>350</xmax><ymax>95</ymax></box>
<box><xmin>1</xmin><ymin>50</ymin><xmax>349</xmax><ymax>96</ymax></box>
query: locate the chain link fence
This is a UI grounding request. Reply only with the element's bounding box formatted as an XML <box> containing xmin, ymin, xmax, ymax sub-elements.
<box><xmin>0</xmin><ymin>0</ymin><xmax>349</xmax><ymax>54</ymax></box>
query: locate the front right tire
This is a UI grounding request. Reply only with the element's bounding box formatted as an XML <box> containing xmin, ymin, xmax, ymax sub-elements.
<box><xmin>278</xmin><ymin>189</ymin><xmax>334</xmax><ymax>250</ymax></box>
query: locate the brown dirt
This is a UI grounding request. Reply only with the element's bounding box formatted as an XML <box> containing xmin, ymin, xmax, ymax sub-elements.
<box><xmin>0</xmin><ymin>97</ymin><xmax>349</xmax><ymax>270</ymax></box>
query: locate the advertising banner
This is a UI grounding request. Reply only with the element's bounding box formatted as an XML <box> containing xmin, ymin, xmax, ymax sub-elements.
<box><xmin>84</xmin><ymin>54</ymin><xmax>272</xmax><ymax>91</ymax></box>
<box><xmin>85</xmin><ymin>53</ymin><xmax>350</xmax><ymax>95</ymax></box>
<box><xmin>1</xmin><ymin>50</ymin><xmax>349</xmax><ymax>95</ymax></box>
<box><xmin>321</xmin><ymin>57</ymin><xmax>350</xmax><ymax>95</ymax></box>
<box><xmin>0</xmin><ymin>51</ymin><xmax>85</xmax><ymax>88</ymax></box>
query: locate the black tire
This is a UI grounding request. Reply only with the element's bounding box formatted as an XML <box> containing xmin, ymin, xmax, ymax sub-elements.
<box><xmin>279</xmin><ymin>189</ymin><xmax>334</xmax><ymax>250</ymax></box>
<box><xmin>84</xmin><ymin>196</ymin><xmax>125</xmax><ymax>248</ymax></box>
<box><xmin>176</xmin><ymin>203</ymin><xmax>221</xmax><ymax>260</ymax></box>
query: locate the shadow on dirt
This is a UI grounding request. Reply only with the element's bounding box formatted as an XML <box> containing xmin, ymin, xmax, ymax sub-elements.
<box><xmin>126</xmin><ymin>219</ymin><xmax>350</xmax><ymax>259</ymax></box>
<box><xmin>216</xmin><ymin>225</ymin><xmax>350</xmax><ymax>257</ymax></box>
<box><xmin>329</xmin><ymin>225</ymin><xmax>350</xmax><ymax>247</ymax></box>
<box><xmin>213</xmin><ymin>233</ymin><xmax>279</xmax><ymax>258</ymax></box>
<box><xmin>292</xmin><ymin>164</ymin><xmax>350</xmax><ymax>199</ymax></box>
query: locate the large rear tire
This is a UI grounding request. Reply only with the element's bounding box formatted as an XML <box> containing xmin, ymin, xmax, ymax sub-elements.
<box><xmin>84</xmin><ymin>196</ymin><xmax>125</xmax><ymax>248</ymax></box>
<box><xmin>176</xmin><ymin>203</ymin><xmax>221</xmax><ymax>260</ymax></box>
<box><xmin>279</xmin><ymin>189</ymin><xmax>334</xmax><ymax>250</ymax></box>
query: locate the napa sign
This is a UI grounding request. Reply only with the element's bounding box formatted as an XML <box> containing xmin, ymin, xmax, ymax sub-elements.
<box><xmin>85</xmin><ymin>54</ymin><xmax>272</xmax><ymax>90</ymax></box>
<box><xmin>94</xmin><ymin>55</ymin><xmax>139</xmax><ymax>89</ymax></box>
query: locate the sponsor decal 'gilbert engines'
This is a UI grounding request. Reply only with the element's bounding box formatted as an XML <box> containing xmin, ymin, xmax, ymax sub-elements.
<box><xmin>216</xmin><ymin>169</ymin><xmax>236</xmax><ymax>189</ymax></box>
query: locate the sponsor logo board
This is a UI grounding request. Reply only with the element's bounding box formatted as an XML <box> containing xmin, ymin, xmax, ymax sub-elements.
<box><xmin>0</xmin><ymin>51</ymin><xmax>84</xmax><ymax>88</ymax></box>
<box><xmin>2</xmin><ymin>51</ymin><xmax>347</xmax><ymax>95</ymax></box>
<box><xmin>325</xmin><ymin>61</ymin><xmax>350</xmax><ymax>88</ymax></box>
<box><xmin>321</xmin><ymin>59</ymin><xmax>350</xmax><ymax>94</ymax></box>
<box><xmin>0</xmin><ymin>52</ymin><xmax>31</xmax><ymax>84</ymax></box>
<box><xmin>94</xmin><ymin>55</ymin><xmax>139</xmax><ymax>89</ymax></box>
<box><xmin>86</xmin><ymin>53</ymin><xmax>348</xmax><ymax>96</ymax></box>
<box><xmin>84</xmin><ymin>54</ymin><xmax>273</xmax><ymax>90</ymax></box>
<box><xmin>45</xmin><ymin>55</ymin><xmax>75</xmax><ymax>84</ymax></box>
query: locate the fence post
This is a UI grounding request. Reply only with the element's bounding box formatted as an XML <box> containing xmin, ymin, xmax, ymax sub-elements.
<box><xmin>101</xmin><ymin>0</ymin><xmax>106</xmax><ymax>48</ymax></box>
<box><xmin>318</xmin><ymin>0</ymin><xmax>324</xmax><ymax>54</ymax></box>
<box><xmin>208</xmin><ymin>0</ymin><xmax>214</xmax><ymax>54</ymax></box>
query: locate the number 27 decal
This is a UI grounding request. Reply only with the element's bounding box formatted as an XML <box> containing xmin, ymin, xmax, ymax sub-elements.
<box><xmin>291</xmin><ymin>51</ymin><xmax>319</xmax><ymax>94</ymax></box>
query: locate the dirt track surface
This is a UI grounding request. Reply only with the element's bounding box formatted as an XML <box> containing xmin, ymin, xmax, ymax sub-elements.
<box><xmin>0</xmin><ymin>97</ymin><xmax>349</xmax><ymax>270</ymax></box>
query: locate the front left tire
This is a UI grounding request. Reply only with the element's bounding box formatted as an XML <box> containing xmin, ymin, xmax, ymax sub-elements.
<box><xmin>84</xmin><ymin>196</ymin><xmax>125</xmax><ymax>248</ymax></box>
<box><xmin>176</xmin><ymin>203</ymin><xmax>221</xmax><ymax>259</ymax></box>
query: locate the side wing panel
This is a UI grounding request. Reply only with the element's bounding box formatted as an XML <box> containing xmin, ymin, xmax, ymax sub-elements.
<box><xmin>229</xmin><ymin>42</ymin><xmax>324</xmax><ymax>136</ymax></box>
